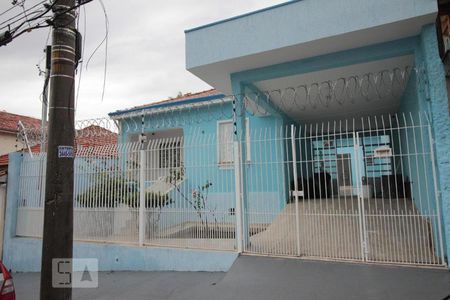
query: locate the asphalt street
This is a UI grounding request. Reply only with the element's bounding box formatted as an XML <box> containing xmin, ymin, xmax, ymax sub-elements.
<box><xmin>14</xmin><ymin>255</ymin><xmax>450</xmax><ymax>300</ymax></box>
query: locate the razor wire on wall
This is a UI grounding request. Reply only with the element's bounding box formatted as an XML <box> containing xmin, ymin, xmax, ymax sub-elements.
<box><xmin>16</xmin><ymin>117</ymin><xmax>121</xmax><ymax>151</ymax></box>
<box><xmin>242</xmin><ymin>65</ymin><xmax>426</xmax><ymax>116</ymax></box>
<box><xmin>16</xmin><ymin>65</ymin><xmax>426</xmax><ymax>151</ymax></box>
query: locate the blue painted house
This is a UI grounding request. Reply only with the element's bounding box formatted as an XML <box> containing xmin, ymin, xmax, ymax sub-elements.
<box><xmin>109</xmin><ymin>89</ymin><xmax>290</xmax><ymax>235</ymax></box>
<box><xmin>4</xmin><ymin>0</ymin><xmax>450</xmax><ymax>272</ymax></box>
<box><xmin>107</xmin><ymin>0</ymin><xmax>450</xmax><ymax>266</ymax></box>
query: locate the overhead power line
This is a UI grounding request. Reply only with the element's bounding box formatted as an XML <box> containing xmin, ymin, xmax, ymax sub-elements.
<box><xmin>0</xmin><ymin>0</ymin><xmax>93</xmax><ymax>47</ymax></box>
<box><xmin>0</xmin><ymin>0</ymin><xmax>47</xmax><ymax>28</ymax></box>
<box><xmin>0</xmin><ymin>0</ymin><xmax>26</xmax><ymax>18</ymax></box>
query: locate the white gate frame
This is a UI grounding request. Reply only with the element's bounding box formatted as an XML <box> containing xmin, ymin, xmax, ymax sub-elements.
<box><xmin>427</xmin><ymin>125</ymin><xmax>446</xmax><ymax>265</ymax></box>
<box><xmin>353</xmin><ymin>123</ymin><xmax>445</xmax><ymax>265</ymax></box>
<box><xmin>139</xmin><ymin>149</ymin><xmax>146</xmax><ymax>246</ymax></box>
<box><xmin>234</xmin><ymin>141</ymin><xmax>244</xmax><ymax>253</ymax></box>
<box><xmin>239</xmin><ymin>114</ymin><xmax>446</xmax><ymax>266</ymax></box>
<box><xmin>354</xmin><ymin>132</ymin><xmax>368</xmax><ymax>261</ymax></box>
<box><xmin>291</xmin><ymin>125</ymin><xmax>301</xmax><ymax>256</ymax></box>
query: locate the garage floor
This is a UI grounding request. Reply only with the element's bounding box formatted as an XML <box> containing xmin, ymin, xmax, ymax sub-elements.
<box><xmin>13</xmin><ymin>255</ymin><xmax>450</xmax><ymax>300</ymax></box>
<box><xmin>248</xmin><ymin>197</ymin><xmax>440</xmax><ymax>264</ymax></box>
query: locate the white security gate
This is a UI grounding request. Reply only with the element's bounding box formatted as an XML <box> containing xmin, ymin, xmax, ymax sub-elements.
<box><xmin>14</xmin><ymin>112</ymin><xmax>445</xmax><ymax>266</ymax></box>
<box><xmin>243</xmin><ymin>113</ymin><xmax>445</xmax><ymax>266</ymax></box>
<box><xmin>16</xmin><ymin>133</ymin><xmax>237</xmax><ymax>251</ymax></box>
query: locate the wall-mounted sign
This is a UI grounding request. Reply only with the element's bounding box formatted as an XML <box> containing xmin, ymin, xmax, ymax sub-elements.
<box><xmin>373</xmin><ymin>146</ymin><xmax>392</xmax><ymax>158</ymax></box>
<box><xmin>58</xmin><ymin>146</ymin><xmax>74</xmax><ymax>158</ymax></box>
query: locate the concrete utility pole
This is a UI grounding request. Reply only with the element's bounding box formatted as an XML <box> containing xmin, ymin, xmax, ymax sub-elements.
<box><xmin>41</xmin><ymin>45</ymin><xmax>51</xmax><ymax>153</ymax></box>
<box><xmin>40</xmin><ymin>0</ymin><xmax>76</xmax><ymax>299</ymax></box>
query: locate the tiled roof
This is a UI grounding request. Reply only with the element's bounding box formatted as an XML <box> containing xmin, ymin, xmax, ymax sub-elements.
<box><xmin>110</xmin><ymin>89</ymin><xmax>223</xmax><ymax>116</ymax></box>
<box><xmin>0</xmin><ymin>110</ymin><xmax>41</xmax><ymax>133</ymax></box>
<box><xmin>0</xmin><ymin>125</ymin><xmax>118</xmax><ymax>169</ymax></box>
<box><xmin>145</xmin><ymin>89</ymin><xmax>221</xmax><ymax>107</ymax></box>
<box><xmin>76</xmin><ymin>125</ymin><xmax>118</xmax><ymax>147</ymax></box>
<box><xmin>0</xmin><ymin>154</ymin><xmax>9</xmax><ymax>167</ymax></box>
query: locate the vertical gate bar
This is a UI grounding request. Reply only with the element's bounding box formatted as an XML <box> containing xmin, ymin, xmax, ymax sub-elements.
<box><xmin>418</xmin><ymin>114</ymin><xmax>434</xmax><ymax>263</ymax></box>
<box><xmin>291</xmin><ymin>125</ymin><xmax>301</xmax><ymax>256</ymax></box>
<box><xmin>409</xmin><ymin>113</ymin><xmax>422</xmax><ymax>263</ymax></box>
<box><xmin>297</xmin><ymin>125</ymin><xmax>307</xmax><ymax>256</ymax></box>
<box><xmin>234</xmin><ymin>141</ymin><xmax>244</xmax><ymax>253</ymax></box>
<box><xmin>427</xmin><ymin>124</ymin><xmax>445</xmax><ymax>265</ymax></box>
<box><xmin>402</xmin><ymin>113</ymin><xmax>416</xmax><ymax>263</ymax></box>
<box><xmin>354</xmin><ymin>131</ymin><xmax>367</xmax><ymax>261</ymax></box>
<box><xmin>388</xmin><ymin>114</ymin><xmax>400</xmax><ymax>262</ymax></box>
<box><xmin>138</xmin><ymin>149</ymin><xmax>146</xmax><ymax>246</ymax></box>
<box><xmin>313</xmin><ymin>123</ymin><xmax>321</xmax><ymax>257</ymax></box>
<box><xmin>394</xmin><ymin>114</ymin><xmax>410</xmax><ymax>263</ymax></box>
<box><xmin>380</xmin><ymin>116</ymin><xmax>391</xmax><ymax>262</ymax></box>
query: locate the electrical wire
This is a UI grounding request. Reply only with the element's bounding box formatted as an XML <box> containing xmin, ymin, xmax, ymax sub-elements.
<box><xmin>85</xmin><ymin>0</ymin><xmax>108</xmax><ymax>102</ymax></box>
<box><xmin>75</xmin><ymin>5</ymin><xmax>87</xmax><ymax>114</ymax></box>
<box><xmin>20</xmin><ymin>1</ymin><xmax>32</xmax><ymax>28</ymax></box>
<box><xmin>0</xmin><ymin>0</ymin><xmax>26</xmax><ymax>18</ymax></box>
<box><xmin>2</xmin><ymin>1</ymin><xmax>55</xmax><ymax>34</ymax></box>
<box><xmin>7</xmin><ymin>0</ymin><xmax>94</xmax><ymax>44</ymax></box>
<box><xmin>98</xmin><ymin>0</ymin><xmax>108</xmax><ymax>102</ymax></box>
<box><xmin>35</xmin><ymin>27</ymin><xmax>51</xmax><ymax>73</ymax></box>
<box><xmin>0</xmin><ymin>0</ymin><xmax>47</xmax><ymax>28</ymax></box>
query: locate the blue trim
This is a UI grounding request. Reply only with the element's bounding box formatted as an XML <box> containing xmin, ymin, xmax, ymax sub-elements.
<box><xmin>109</xmin><ymin>94</ymin><xmax>225</xmax><ymax>117</ymax></box>
<box><xmin>231</xmin><ymin>36</ymin><xmax>418</xmax><ymax>84</ymax></box>
<box><xmin>184</xmin><ymin>1</ymin><xmax>302</xmax><ymax>33</ymax></box>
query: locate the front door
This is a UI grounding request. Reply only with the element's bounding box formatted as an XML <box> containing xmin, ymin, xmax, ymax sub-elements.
<box><xmin>336</xmin><ymin>146</ymin><xmax>359</xmax><ymax>196</ymax></box>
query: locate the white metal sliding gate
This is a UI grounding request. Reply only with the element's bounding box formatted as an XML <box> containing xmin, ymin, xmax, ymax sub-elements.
<box><xmin>243</xmin><ymin>113</ymin><xmax>445</xmax><ymax>266</ymax></box>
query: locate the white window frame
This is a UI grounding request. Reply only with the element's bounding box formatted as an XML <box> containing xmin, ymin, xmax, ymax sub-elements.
<box><xmin>217</xmin><ymin>118</ymin><xmax>250</xmax><ymax>168</ymax></box>
<box><xmin>158</xmin><ymin>140</ymin><xmax>182</xmax><ymax>169</ymax></box>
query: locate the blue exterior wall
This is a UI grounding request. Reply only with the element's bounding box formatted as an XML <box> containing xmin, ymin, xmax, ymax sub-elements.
<box><xmin>4</xmin><ymin>237</ymin><xmax>238</xmax><ymax>272</ymax></box>
<box><xmin>119</xmin><ymin>103</ymin><xmax>290</xmax><ymax>225</ymax></box>
<box><xmin>417</xmin><ymin>24</ymin><xmax>450</xmax><ymax>262</ymax></box>
<box><xmin>398</xmin><ymin>67</ymin><xmax>438</xmax><ymax>216</ymax></box>
<box><xmin>228</xmin><ymin>36</ymin><xmax>422</xmax><ymax>206</ymax></box>
<box><xmin>394</xmin><ymin>25</ymin><xmax>450</xmax><ymax>261</ymax></box>
<box><xmin>186</xmin><ymin>0</ymin><xmax>436</xmax><ymax>69</ymax></box>
<box><xmin>227</xmin><ymin>21</ymin><xmax>450</xmax><ymax>264</ymax></box>
<box><xmin>2</xmin><ymin>153</ymin><xmax>238</xmax><ymax>272</ymax></box>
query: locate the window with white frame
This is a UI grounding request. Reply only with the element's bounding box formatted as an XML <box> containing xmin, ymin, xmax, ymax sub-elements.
<box><xmin>217</xmin><ymin>119</ymin><xmax>250</xmax><ymax>166</ymax></box>
<box><xmin>159</xmin><ymin>140</ymin><xmax>182</xmax><ymax>168</ymax></box>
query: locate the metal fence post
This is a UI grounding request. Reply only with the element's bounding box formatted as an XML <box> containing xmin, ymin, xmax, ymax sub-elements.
<box><xmin>354</xmin><ymin>132</ymin><xmax>367</xmax><ymax>261</ymax></box>
<box><xmin>234</xmin><ymin>141</ymin><xmax>244</xmax><ymax>253</ymax></box>
<box><xmin>290</xmin><ymin>125</ymin><xmax>301</xmax><ymax>256</ymax></box>
<box><xmin>139</xmin><ymin>149</ymin><xmax>146</xmax><ymax>246</ymax></box>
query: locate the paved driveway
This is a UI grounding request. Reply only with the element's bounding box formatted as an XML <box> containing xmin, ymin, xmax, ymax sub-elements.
<box><xmin>13</xmin><ymin>255</ymin><xmax>450</xmax><ymax>300</ymax></box>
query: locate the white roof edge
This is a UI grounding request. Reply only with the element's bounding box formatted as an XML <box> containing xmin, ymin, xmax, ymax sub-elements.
<box><xmin>111</xmin><ymin>97</ymin><xmax>233</xmax><ymax>121</ymax></box>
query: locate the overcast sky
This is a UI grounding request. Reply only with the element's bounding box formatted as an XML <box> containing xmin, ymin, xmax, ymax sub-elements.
<box><xmin>0</xmin><ymin>0</ymin><xmax>283</xmax><ymax>120</ymax></box>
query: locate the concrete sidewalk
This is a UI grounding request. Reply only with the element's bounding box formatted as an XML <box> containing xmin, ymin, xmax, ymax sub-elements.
<box><xmin>13</xmin><ymin>255</ymin><xmax>450</xmax><ymax>300</ymax></box>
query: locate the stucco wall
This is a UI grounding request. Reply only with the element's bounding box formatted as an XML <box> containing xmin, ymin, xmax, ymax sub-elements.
<box><xmin>4</xmin><ymin>237</ymin><xmax>238</xmax><ymax>273</ymax></box>
<box><xmin>186</xmin><ymin>0</ymin><xmax>436</xmax><ymax>69</ymax></box>
<box><xmin>418</xmin><ymin>24</ymin><xmax>450</xmax><ymax>263</ymax></box>
<box><xmin>398</xmin><ymin>70</ymin><xmax>437</xmax><ymax>215</ymax></box>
